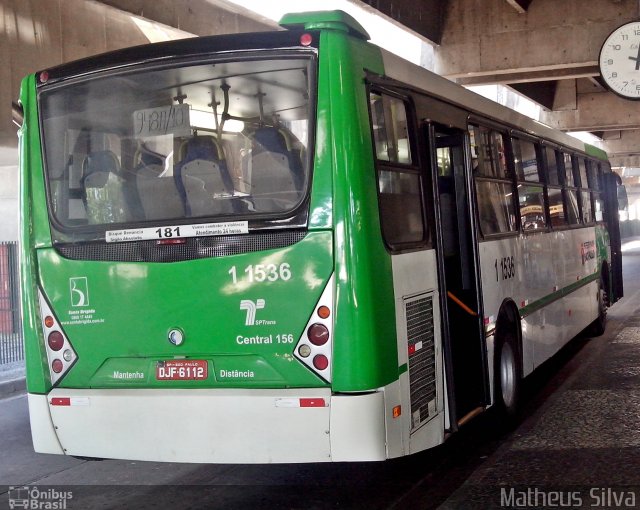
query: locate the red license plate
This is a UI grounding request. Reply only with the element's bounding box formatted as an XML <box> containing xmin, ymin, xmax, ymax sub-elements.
<box><xmin>156</xmin><ymin>360</ymin><xmax>208</xmax><ymax>380</ymax></box>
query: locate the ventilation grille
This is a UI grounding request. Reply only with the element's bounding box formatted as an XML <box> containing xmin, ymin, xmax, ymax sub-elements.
<box><xmin>56</xmin><ymin>230</ymin><xmax>307</xmax><ymax>262</ymax></box>
<box><xmin>406</xmin><ymin>293</ymin><xmax>437</xmax><ymax>430</ymax></box>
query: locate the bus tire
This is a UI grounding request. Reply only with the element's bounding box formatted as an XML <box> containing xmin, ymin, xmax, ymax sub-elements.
<box><xmin>495</xmin><ymin>326</ymin><xmax>521</xmax><ymax>418</ymax></box>
<box><xmin>588</xmin><ymin>274</ymin><xmax>608</xmax><ymax>337</ymax></box>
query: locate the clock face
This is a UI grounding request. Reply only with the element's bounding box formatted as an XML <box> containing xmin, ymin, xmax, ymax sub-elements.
<box><xmin>599</xmin><ymin>21</ymin><xmax>640</xmax><ymax>99</ymax></box>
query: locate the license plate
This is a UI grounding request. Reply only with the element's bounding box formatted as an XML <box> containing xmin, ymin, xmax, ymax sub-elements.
<box><xmin>156</xmin><ymin>360</ymin><xmax>208</xmax><ymax>380</ymax></box>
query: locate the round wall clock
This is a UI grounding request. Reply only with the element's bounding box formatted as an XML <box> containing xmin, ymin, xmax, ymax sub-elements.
<box><xmin>599</xmin><ymin>21</ymin><xmax>640</xmax><ymax>99</ymax></box>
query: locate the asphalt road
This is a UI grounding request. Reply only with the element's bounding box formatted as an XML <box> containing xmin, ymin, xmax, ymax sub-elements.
<box><xmin>2</xmin><ymin>243</ymin><xmax>639</xmax><ymax>510</ymax></box>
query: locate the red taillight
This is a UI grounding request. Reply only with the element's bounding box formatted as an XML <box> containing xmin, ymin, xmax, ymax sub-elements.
<box><xmin>307</xmin><ymin>323</ymin><xmax>329</xmax><ymax>346</ymax></box>
<box><xmin>48</xmin><ymin>331</ymin><xmax>64</xmax><ymax>351</ymax></box>
<box><xmin>313</xmin><ymin>354</ymin><xmax>329</xmax><ymax>371</ymax></box>
<box><xmin>51</xmin><ymin>359</ymin><xmax>63</xmax><ymax>373</ymax></box>
<box><xmin>293</xmin><ymin>274</ymin><xmax>334</xmax><ymax>382</ymax></box>
<box><xmin>39</xmin><ymin>289</ymin><xmax>78</xmax><ymax>386</ymax></box>
<box><xmin>300</xmin><ymin>33</ymin><xmax>313</xmax><ymax>46</ymax></box>
<box><xmin>39</xmin><ymin>70</ymin><xmax>49</xmax><ymax>83</ymax></box>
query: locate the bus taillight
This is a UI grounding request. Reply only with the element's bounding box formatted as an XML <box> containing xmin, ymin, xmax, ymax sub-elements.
<box><xmin>38</xmin><ymin>289</ymin><xmax>78</xmax><ymax>386</ymax></box>
<box><xmin>312</xmin><ymin>354</ymin><xmax>329</xmax><ymax>371</ymax></box>
<box><xmin>307</xmin><ymin>323</ymin><xmax>329</xmax><ymax>346</ymax></box>
<box><xmin>47</xmin><ymin>331</ymin><xmax>64</xmax><ymax>351</ymax></box>
<box><xmin>293</xmin><ymin>274</ymin><xmax>334</xmax><ymax>383</ymax></box>
<box><xmin>51</xmin><ymin>359</ymin><xmax>63</xmax><ymax>373</ymax></box>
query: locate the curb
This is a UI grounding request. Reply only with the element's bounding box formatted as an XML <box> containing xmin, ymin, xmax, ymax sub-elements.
<box><xmin>0</xmin><ymin>377</ymin><xmax>26</xmax><ymax>399</ymax></box>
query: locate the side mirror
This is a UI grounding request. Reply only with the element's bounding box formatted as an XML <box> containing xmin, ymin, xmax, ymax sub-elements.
<box><xmin>12</xmin><ymin>101</ymin><xmax>23</xmax><ymax>128</ymax></box>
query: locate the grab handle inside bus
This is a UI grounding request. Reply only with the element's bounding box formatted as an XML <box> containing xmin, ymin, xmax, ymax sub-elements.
<box><xmin>447</xmin><ymin>291</ymin><xmax>478</xmax><ymax>317</ymax></box>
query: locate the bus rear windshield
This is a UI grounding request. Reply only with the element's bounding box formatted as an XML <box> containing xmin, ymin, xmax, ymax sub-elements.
<box><xmin>39</xmin><ymin>55</ymin><xmax>314</xmax><ymax>238</ymax></box>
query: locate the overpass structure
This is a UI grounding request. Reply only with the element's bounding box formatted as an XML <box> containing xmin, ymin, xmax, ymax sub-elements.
<box><xmin>1</xmin><ymin>0</ymin><xmax>639</xmax><ymax>241</ymax></box>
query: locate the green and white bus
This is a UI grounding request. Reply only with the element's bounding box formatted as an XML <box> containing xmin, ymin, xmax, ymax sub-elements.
<box><xmin>17</xmin><ymin>10</ymin><xmax>623</xmax><ymax>463</ymax></box>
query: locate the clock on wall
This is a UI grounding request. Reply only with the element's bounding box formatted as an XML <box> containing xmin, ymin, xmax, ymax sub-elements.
<box><xmin>599</xmin><ymin>21</ymin><xmax>640</xmax><ymax>99</ymax></box>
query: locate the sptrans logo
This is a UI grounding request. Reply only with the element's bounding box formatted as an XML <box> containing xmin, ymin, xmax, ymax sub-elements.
<box><xmin>8</xmin><ymin>486</ymin><xmax>72</xmax><ymax>509</ymax></box>
<box><xmin>240</xmin><ymin>299</ymin><xmax>265</xmax><ymax>326</ymax></box>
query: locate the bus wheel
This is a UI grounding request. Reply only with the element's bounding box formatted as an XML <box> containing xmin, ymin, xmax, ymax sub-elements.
<box><xmin>588</xmin><ymin>277</ymin><xmax>608</xmax><ymax>337</ymax></box>
<box><xmin>495</xmin><ymin>328</ymin><xmax>521</xmax><ymax>417</ymax></box>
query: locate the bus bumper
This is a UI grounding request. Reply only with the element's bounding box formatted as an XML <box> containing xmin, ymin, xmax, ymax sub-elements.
<box><xmin>30</xmin><ymin>388</ymin><xmax>386</xmax><ymax>463</ymax></box>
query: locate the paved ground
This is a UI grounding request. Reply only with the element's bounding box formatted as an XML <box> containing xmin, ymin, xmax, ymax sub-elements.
<box><xmin>440</xmin><ymin>239</ymin><xmax>640</xmax><ymax>509</ymax></box>
<box><xmin>1</xmin><ymin>241</ymin><xmax>640</xmax><ymax>509</ymax></box>
<box><xmin>0</xmin><ymin>361</ymin><xmax>25</xmax><ymax>399</ymax></box>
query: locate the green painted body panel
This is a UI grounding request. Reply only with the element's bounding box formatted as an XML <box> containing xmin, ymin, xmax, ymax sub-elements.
<box><xmin>36</xmin><ymin>231</ymin><xmax>332</xmax><ymax>389</ymax></box>
<box><xmin>584</xmin><ymin>143</ymin><xmax>609</xmax><ymax>162</ymax></box>
<box><xmin>20</xmin><ymin>13</ymin><xmax>400</xmax><ymax>395</ymax></box>
<box><xmin>20</xmin><ymin>75</ymin><xmax>52</xmax><ymax>394</ymax></box>
<box><xmin>319</xmin><ymin>30</ymin><xmax>398</xmax><ymax>391</ymax></box>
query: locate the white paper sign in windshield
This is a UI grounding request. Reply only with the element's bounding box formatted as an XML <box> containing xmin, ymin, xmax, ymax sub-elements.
<box><xmin>106</xmin><ymin>221</ymin><xmax>249</xmax><ymax>243</ymax></box>
<box><xmin>133</xmin><ymin>104</ymin><xmax>191</xmax><ymax>138</ymax></box>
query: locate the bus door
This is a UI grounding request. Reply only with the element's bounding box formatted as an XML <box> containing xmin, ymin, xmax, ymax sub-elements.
<box><xmin>424</xmin><ymin>122</ymin><xmax>489</xmax><ymax>428</ymax></box>
<box><xmin>603</xmin><ymin>172</ymin><xmax>625</xmax><ymax>303</ymax></box>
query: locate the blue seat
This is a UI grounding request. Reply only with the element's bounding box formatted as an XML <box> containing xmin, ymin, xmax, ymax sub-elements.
<box><xmin>174</xmin><ymin>136</ymin><xmax>235</xmax><ymax>216</ymax></box>
<box><xmin>242</xmin><ymin>127</ymin><xmax>304</xmax><ymax>212</ymax></box>
<box><xmin>82</xmin><ymin>150</ymin><xmax>129</xmax><ymax>224</ymax></box>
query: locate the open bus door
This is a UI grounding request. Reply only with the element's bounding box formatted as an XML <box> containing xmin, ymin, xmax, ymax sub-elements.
<box><xmin>604</xmin><ymin>172</ymin><xmax>624</xmax><ymax>303</ymax></box>
<box><xmin>424</xmin><ymin>121</ymin><xmax>490</xmax><ymax>430</ymax></box>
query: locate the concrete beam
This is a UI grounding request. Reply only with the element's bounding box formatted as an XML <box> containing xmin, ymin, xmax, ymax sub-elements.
<box><xmin>604</xmin><ymin>129</ymin><xmax>640</xmax><ymax>158</ymax></box>
<box><xmin>552</xmin><ymin>79</ymin><xmax>577</xmax><ymax>111</ymax></box>
<box><xmin>509</xmin><ymin>81</ymin><xmax>556</xmax><ymax>109</ymax></box>
<box><xmin>541</xmin><ymin>91</ymin><xmax>640</xmax><ymax>132</ymax></box>
<box><xmin>436</xmin><ymin>0</ymin><xmax>637</xmax><ymax>78</ymax></box>
<box><xmin>96</xmin><ymin>0</ymin><xmax>277</xmax><ymax>36</ymax></box>
<box><xmin>360</xmin><ymin>0</ymin><xmax>446</xmax><ymax>44</ymax></box>
<box><xmin>452</xmin><ymin>64</ymin><xmax>599</xmax><ymax>85</ymax></box>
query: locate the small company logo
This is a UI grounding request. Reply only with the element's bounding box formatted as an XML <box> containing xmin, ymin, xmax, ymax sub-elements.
<box><xmin>8</xmin><ymin>486</ymin><xmax>29</xmax><ymax>509</ymax></box>
<box><xmin>8</xmin><ymin>486</ymin><xmax>73</xmax><ymax>509</ymax></box>
<box><xmin>69</xmin><ymin>277</ymin><xmax>89</xmax><ymax>307</ymax></box>
<box><xmin>240</xmin><ymin>299</ymin><xmax>265</xmax><ymax>326</ymax></box>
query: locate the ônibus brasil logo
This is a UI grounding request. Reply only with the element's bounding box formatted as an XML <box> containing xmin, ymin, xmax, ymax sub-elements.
<box><xmin>8</xmin><ymin>486</ymin><xmax>72</xmax><ymax>509</ymax></box>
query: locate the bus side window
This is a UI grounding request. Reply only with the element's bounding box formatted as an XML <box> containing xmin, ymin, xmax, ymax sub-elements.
<box><xmin>592</xmin><ymin>163</ymin><xmax>605</xmax><ymax>222</ymax></box>
<box><xmin>513</xmin><ymin>137</ymin><xmax>546</xmax><ymax>231</ymax></box>
<box><xmin>576</xmin><ymin>157</ymin><xmax>593</xmax><ymax>224</ymax></box>
<box><xmin>369</xmin><ymin>92</ymin><xmax>426</xmax><ymax>249</ymax></box>
<box><xmin>370</xmin><ymin>93</ymin><xmax>412</xmax><ymax>164</ymax></box>
<box><xmin>470</xmin><ymin>125</ymin><xmax>516</xmax><ymax>237</ymax></box>
<box><xmin>544</xmin><ymin>147</ymin><xmax>567</xmax><ymax>227</ymax></box>
<box><xmin>562</xmin><ymin>152</ymin><xmax>580</xmax><ymax>225</ymax></box>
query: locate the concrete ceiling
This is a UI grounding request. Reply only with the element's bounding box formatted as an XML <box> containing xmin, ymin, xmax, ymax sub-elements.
<box><xmin>3</xmin><ymin>0</ymin><xmax>639</xmax><ymax>169</ymax></box>
<box><xmin>365</xmin><ymin>0</ymin><xmax>640</xmax><ymax>168</ymax></box>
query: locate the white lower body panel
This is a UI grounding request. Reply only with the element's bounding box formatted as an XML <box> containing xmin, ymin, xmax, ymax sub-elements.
<box><xmin>33</xmin><ymin>388</ymin><xmax>393</xmax><ymax>463</ymax></box>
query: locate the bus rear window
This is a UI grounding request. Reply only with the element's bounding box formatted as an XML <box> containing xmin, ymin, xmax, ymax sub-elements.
<box><xmin>39</xmin><ymin>56</ymin><xmax>314</xmax><ymax>235</ymax></box>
